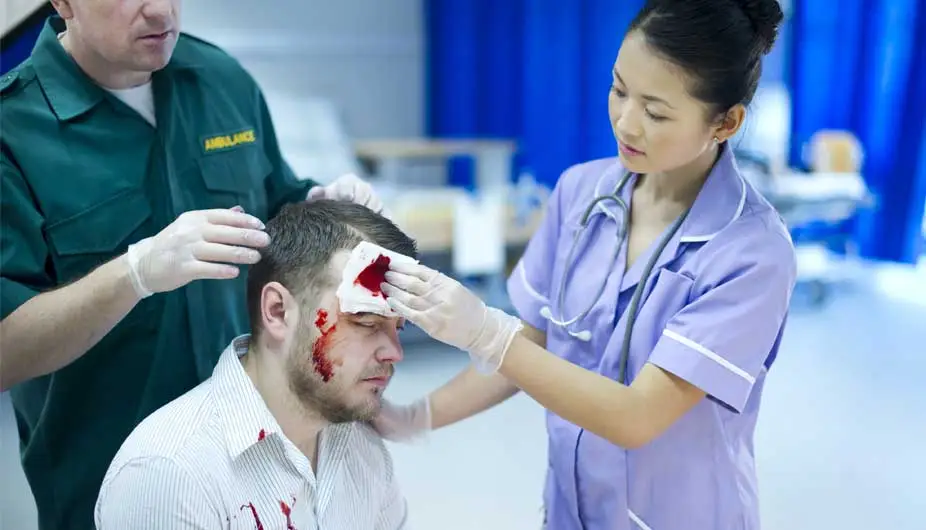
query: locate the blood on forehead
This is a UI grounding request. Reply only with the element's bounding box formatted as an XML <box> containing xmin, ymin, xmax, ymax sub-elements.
<box><xmin>354</xmin><ymin>254</ymin><xmax>391</xmax><ymax>298</ymax></box>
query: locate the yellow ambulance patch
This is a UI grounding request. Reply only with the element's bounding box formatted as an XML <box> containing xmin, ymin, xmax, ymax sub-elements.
<box><xmin>202</xmin><ymin>128</ymin><xmax>257</xmax><ymax>153</ymax></box>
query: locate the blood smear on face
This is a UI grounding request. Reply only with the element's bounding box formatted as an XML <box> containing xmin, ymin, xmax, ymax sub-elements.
<box><xmin>312</xmin><ymin>309</ymin><xmax>336</xmax><ymax>382</ymax></box>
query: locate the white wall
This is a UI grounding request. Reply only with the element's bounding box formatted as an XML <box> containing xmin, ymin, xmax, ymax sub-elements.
<box><xmin>181</xmin><ymin>0</ymin><xmax>425</xmax><ymax>140</ymax></box>
<box><xmin>1</xmin><ymin>0</ymin><xmax>46</xmax><ymax>36</ymax></box>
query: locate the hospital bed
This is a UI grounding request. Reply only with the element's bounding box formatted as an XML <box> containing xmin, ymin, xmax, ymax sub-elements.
<box><xmin>737</xmin><ymin>131</ymin><xmax>876</xmax><ymax>306</ymax></box>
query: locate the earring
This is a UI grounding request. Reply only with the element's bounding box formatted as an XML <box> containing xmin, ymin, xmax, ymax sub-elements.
<box><xmin>712</xmin><ymin>137</ymin><xmax>720</xmax><ymax>144</ymax></box>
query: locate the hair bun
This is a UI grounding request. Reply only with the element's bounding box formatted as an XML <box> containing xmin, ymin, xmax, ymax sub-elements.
<box><xmin>732</xmin><ymin>0</ymin><xmax>784</xmax><ymax>54</ymax></box>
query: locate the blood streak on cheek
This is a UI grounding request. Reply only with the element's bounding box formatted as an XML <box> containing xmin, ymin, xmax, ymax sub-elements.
<box><xmin>354</xmin><ymin>254</ymin><xmax>391</xmax><ymax>298</ymax></box>
<box><xmin>312</xmin><ymin>309</ymin><xmax>338</xmax><ymax>382</ymax></box>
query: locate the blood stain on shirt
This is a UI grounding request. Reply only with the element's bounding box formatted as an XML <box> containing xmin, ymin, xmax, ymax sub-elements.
<box><xmin>312</xmin><ymin>309</ymin><xmax>336</xmax><ymax>382</ymax></box>
<box><xmin>354</xmin><ymin>254</ymin><xmax>391</xmax><ymax>298</ymax></box>
<box><xmin>257</xmin><ymin>429</ymin><xmax>266</xmax><ymax>441</ymax></box>
<box><xmin>280</xmin><ymin>497</ymin><xmax>297</xmax><ymax>530</ymax></box>
<box><xmin>240</xmin><ymin>503</ymin><xmax>264</xmax><ymax>530</ymax></box>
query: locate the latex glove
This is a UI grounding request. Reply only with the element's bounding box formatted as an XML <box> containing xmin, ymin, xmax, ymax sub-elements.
<box><xmin>126</xmin><ymin>206</ymin><xmax>269</xmax><ymax>298</ymax></box>
<box><xmin>306</xmin><ymin>173</ymin><xmax>385</xmax><ymax>214</ymax></box>
<box><xmin>382</xmin><ymin>261</ymin><xmax>523</xmax><ymax>373</ymax></box>
<box><xmin>371</xmin><ymin>398</ymin><xmax>432</xmax><ymax>443</ymax></box>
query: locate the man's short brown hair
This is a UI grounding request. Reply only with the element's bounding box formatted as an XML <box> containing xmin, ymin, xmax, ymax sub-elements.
<box><xmin>246</xmin><ymin>200</ymin><xmax>418</xmax><ymax>335</ymax></box>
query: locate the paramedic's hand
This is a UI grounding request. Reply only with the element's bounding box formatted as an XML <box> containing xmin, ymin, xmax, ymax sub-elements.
<box><xmin>306</xmin><ymin>173</ymin><xmax>385</xmax><ymax>214</ymax></box>
<box><xmin>371</xmin><ymin>398</ymin><xmax>432</xmax><ymax>443</ymax></box>
<box><xmin>126</xmin><ymin>206</ymin><xmax>268</xmax><ymax>299</ymax></box>
<box><xmin>382</xmin><ymin>262</ymin><xmax>523</xmax><ymax>373</ymax></box>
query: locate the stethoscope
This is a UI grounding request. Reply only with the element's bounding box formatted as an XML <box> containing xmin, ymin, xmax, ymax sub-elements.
<box><xmin>539</xmin><ymin>170</ymin><xmax>692</xmax><ymax>384</ymax></box>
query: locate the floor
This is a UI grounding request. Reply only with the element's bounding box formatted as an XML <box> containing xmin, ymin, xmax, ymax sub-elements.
<box><xmin>2</xmin><ymin>261</ymin><xmax>925</xmax><ymax>530</ymax></box>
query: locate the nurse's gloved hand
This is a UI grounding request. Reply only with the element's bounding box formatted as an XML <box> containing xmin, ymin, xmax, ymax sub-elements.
<box><xmin>382</xmin><ymin>262</ymin><xmax>523</xmax><ymax>373</ymax></box>
<box><xmin>306</xmin><ymin>173</ymin><xmax>385</xmax><ymax>215</ymax></box>
<box><xmin>370</xmin><ymin>397</ymin><xmax>432</xmax><ymax>443</ymax></box>
<box><xmin>126</xmin><ymin>207</ymin><xmax>269</xmax><ymax>299</ymax></box>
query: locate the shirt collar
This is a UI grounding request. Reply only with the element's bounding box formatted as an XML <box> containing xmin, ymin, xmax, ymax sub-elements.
<box><xmin>31</xmin><ymin>15</ymin><xmax>202</xmax><ymax>122</ymax></box>
<box><xmin>588</xmin><ymin>146</ymin><xmax>746</xmax><ymax>242</ymax></box>
<box><xmin>589</xmin><ymin>161</ymin><xmax>637</xmax><ymax>224</ymax></box>
<box><xmin>677</xmin><ymin>143</ymin><xmax>747</xmax><ymax>243</ymax></box>
<box><xmin>32</xmin><ymin>16</ymin><xmax>104</xmax><ymax>122</ymax></box>
<box><xmin>213</xmin><ymin>335</ymin><xmax>284</xmax><ymax>460</ymax></box>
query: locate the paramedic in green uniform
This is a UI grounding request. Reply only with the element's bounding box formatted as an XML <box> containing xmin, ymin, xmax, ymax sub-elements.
<box><xmin>0</xmin><ymin>2</ymin><xmax>383</xmax><ymax>529</ymax></box>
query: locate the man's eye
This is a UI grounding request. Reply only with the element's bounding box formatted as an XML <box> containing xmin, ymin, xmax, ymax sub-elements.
<box><xmin>357</xmin><ymin>321</ymin><xmax>377</xmax><ymax>328</ymax></box>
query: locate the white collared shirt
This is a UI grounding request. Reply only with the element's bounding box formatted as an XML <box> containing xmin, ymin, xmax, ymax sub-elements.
<box><xmin>94</xmin><ymin>335</ymin><xmax>408</xmax><ymax>530</ymax></box>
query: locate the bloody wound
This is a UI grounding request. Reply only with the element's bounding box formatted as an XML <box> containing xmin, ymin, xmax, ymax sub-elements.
<box><xmin>354</xmin><ymin>254</ymin><xmax>391</xmax><ymax>297</ymax></box>
<box><xmin>311</xmin><ymin>309</ymin><xmax>336</xmax><ymax>382</ymax></box>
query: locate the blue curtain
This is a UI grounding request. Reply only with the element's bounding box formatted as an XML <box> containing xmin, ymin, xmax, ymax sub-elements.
<box><xmin>1</xmin><ymin>10</ymin><xmax>49</xmax><ymax>76</ymax></box>
<box><xmin>788</xmin><ymin>0</ymin><xmax>926</xmax><ymax>263</ymax></box>
<box><xmin>425</xmin><ymin>0</ymin><xmax>644</xmax><ymax>189</ymax></box>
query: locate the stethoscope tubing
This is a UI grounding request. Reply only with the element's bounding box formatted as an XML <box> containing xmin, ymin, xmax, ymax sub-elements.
<box><xmin>543</xmin><ymin>170</ymin><xmax>692</xmax><ymax>384</ymax></box>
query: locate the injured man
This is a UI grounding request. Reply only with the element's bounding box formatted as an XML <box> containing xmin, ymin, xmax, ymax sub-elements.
<box><xmin>94</xmin><ymin>200</ymin><xmax>419</xmax><ymax>529</ymax></box>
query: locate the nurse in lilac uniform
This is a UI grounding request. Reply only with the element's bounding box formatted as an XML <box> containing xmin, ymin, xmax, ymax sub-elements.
<box><xmin>375</xmin><ymin>1</ymin><xmax>796</xmax><ymax>528</ymax></box>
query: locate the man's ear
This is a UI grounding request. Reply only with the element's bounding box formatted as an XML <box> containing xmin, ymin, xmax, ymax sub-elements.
<box><xmin>50</xmin><ymin>0</ymin><xmax>74</xmax><ymax>19</ymax></box>
<box><xmin>260</xmin><ymin>282</ymin><xmax>298</xmax><ymax>341</ymax></box>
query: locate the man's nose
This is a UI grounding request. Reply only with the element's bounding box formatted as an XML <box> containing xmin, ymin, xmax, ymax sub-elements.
<box><xmin>142</xmin><ymin>0</ymin><xmax>175</xmax><ymax>20</ymax></box>
<box><xmin>376</xmin><ymin>343</ymin><xmax>404</xmax><ymax>364</ymax></box>
<box><xmin>376</xmin><ymin>330</ymin><xmax>404</xmax><ymax>364</ymax></box>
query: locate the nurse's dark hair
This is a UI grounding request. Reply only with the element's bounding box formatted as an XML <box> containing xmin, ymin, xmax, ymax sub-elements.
<box><xmin>246</xmin><ymin>200</ymin><xmax>418</xmax><ymax>336</ymax></box>
<box><xmin>629</xmin><ymin>0</ymin><xmax>784</xmax><ymax>117</ymax></box>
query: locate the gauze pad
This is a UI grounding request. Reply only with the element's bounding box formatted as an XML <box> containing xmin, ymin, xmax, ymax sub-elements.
<box><xmin>336</xmin><ymin>241</ymin><xmax>418</xmax><ymax>316</ymax></box>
